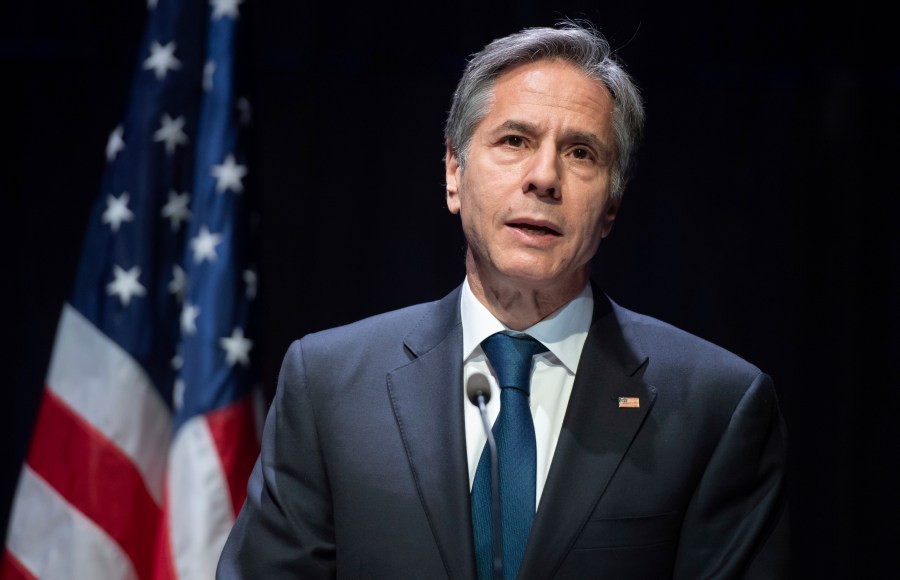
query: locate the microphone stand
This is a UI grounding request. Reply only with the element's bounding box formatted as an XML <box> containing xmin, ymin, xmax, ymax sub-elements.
<box><xmin>473</xmin><ymin>390</ymin><xmax>503</xmax><ymax>580</ymax></box>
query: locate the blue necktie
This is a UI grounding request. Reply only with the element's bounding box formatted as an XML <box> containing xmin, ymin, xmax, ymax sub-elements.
<box><xmin>471</xmin><ymin>332</ymin><xmax>548</xmax><ymax>580</ymax></box>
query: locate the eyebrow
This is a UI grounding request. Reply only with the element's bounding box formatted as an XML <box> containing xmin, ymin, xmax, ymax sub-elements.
<box><xmin>496</xmin><ymin>120</ymin><xmax>538</xmax><ymax>136</ymax></box>
<box><xmin>495</xmin><ymin>119</ymin><xmax>612</xmax><ymax>158</ymax></box>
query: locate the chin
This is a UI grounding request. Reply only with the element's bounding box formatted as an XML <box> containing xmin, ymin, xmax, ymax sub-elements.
<box><xmin>496</xmin><ymin>264</ymin><xmax>570</xmax><ymax>288</ymax></box>
<box><xmin>498</xmin><ymin>255</ymin><xmax>590</xmax><ymax>287</ymax></box>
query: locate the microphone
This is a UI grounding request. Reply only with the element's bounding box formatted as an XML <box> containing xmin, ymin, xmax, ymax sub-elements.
<box><xmin>466</xmin><ymin>373</ymin><xmax>503</xmax><ymax>580</ymax></box>
<box><xmin>465</xmin><ymin>371</ymin><xmax>491</xmax><ymax>407</ymax></box>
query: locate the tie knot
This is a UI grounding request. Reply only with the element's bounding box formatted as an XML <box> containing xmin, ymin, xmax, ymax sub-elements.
<box><xmin>481</xmin><ymin>332</ymin><xmax>548</xmax><ymax>394</ymax></box>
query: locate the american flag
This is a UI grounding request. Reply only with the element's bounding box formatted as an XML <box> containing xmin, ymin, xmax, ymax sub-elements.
<box><xmin>2</xmin><ymin>1</ymin><xmax>261</xmax><ymax>578</ymax></box>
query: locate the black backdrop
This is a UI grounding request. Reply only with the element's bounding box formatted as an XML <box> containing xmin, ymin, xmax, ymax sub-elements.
<box><xmin>4</xmin><ymin>1</ymin><xmax>898</xmax><ymax>577</ymax></box>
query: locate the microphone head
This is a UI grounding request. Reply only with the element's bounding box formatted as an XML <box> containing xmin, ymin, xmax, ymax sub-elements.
<box><xmin>466</xmin><ymin>373</ymin><xmax>491</xmax><ymax>406</ymax></box>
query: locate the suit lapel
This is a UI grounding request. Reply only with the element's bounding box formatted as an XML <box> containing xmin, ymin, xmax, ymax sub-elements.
<box><xmin>520</xmin><ymin>291</ymin><xmax>657</xmax><ymax>579</ymax></box>
<box><xmin>387</xmin><ymin>287</ymin><xmax>476</xmax><ymax>580</ymax></box>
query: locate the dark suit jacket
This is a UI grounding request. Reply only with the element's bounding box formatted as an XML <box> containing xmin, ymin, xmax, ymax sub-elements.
<box><xmin>217</xmin><ymin>285</ymin><xmax>789</xmax><ymax>579</ymax></box>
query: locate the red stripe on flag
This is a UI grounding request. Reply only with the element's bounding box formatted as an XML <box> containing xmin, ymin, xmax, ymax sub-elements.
<box><xmin>0</xmin><ymin>550</ymin><xmax>38</xmax><ymax>580</ymax></box>
<box><xmin>151</xmin><ymin>488</ymin><xmax>177</xmax><ymax>580</ymax></box>
<box><xmin>26</xmin><ymin>389</ymin><xmax>160</xmax><ymax>580</ymax></box>
<box><xmin>205</xmin><ymin>395</ymin><xmax>260</xmax><ymax>518</ymax></box>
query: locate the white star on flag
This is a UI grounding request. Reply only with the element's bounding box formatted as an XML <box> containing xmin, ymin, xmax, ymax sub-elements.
<box><xmin>154</xmin><ymin>114</ymin><xmax>189</xmax><ymax>155</ymax></box>
<box><xmin>211</xmin><ymin>153</ymin><xmax>247</xmax><ymax>194</ymax></box>
<box><xmin>102</xmin><ymin>192</ymin><xmax>135</xmax><ymax>232</ymax></box>
<box><xmin>203</xmin><ymin>60</ymin><xmax>216</xmax><ymax>92</ymax></box>
<box><xmin>106</xmin><ymin>125</ymin><xmax>125</xmax><ymax>162</ymax></box>
<box><xmin>143</xmin><ymin>40</ymin><xmax>182</xmax><ymax>80</ymax></box>
<box><xmin>106</xmin><ymin>265</ymin><xmax>147</xmax><ymax>307</ymax></box>
<box><xmin>220</xmin><ymin>327</ymin><xmax>253</xmax><ymax>367</ymax></box>
<box><xmin>170</xmin><ymin>345</ymin><xmax>183</xmax><ymax>370</ymax></box>
<box><xmin>181</xmin><ymin>302</ymin><xmax>200</xmax><ymax>335</ymax></box>
<box><xmin>190</xmin><ymin>225</ymin><xmax>223</xmax><ymax>263</ymax></box>
<box><xmin>161</xmin><ymin>190</ymin><xmax>191</xmax><ymax>231</ymax></box>
<box><xmin>210</xmin><ymin>0</ymin><xmax>243</xmax><ymax>21</ymax></box>
<box><xmin>168</xmin><ymin>264</ymin><xmax>186</xmax><ymax>302</ymax></box>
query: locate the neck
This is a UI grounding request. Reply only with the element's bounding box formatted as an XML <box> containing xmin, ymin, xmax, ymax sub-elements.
<box><xmin>465</xmin><ymin>253</ymin><xmax>589</xmax><ymax>331</ymax></box>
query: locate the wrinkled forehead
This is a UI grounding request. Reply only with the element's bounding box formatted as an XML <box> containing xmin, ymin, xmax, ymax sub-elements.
<box><xmin>483</xmin><ymin>60</ymin><xmax>615</xmax><ymax>138</ymax></box>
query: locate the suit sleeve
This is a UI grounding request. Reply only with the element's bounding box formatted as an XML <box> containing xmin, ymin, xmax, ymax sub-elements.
<box><xmin>217</xmin><ymin>340</ymin><xmax>336</xmax><ymax>579</ymax></box>
<box><xmin>673</xmin><ymin>372</ymin><xmax>790</xmax><ymax>579</ymax></box>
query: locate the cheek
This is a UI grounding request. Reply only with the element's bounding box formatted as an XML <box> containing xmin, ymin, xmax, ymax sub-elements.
<box><xmin>459</xmin><ymin>175</ymin><xmax>497</xmax><ymax>221</ymax></box>
<box><xmin>573</xmin><ymin>207</ymin><xmax>609</xmax><ymax>248</ymax></box>
<box><xmin>456</xmin><ymin>183</ymin><xmax>485</xmax><ymax>234</ymax></box>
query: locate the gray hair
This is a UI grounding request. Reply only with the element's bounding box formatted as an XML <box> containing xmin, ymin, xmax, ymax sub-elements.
<box><xmin>444</xmin><ymin>21</ymin><xmax>645</xmax><ymax>199</ymax></box>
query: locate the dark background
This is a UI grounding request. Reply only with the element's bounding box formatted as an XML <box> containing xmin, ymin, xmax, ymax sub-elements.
<box><xmin>4</xmin><ymin>0</ymin><xmax>898</xmax><ymax>577</ymax></box>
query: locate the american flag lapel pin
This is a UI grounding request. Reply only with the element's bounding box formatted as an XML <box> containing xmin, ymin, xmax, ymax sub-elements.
<box><xmin>618</xmin><ymin>397</ymin><xmax>640</xmax><ymax>408</ymax></box>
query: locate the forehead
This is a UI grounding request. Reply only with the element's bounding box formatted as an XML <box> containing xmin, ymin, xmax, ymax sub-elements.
<box><xmin>483</xmin><ymin>59</ymin><xmax>615</xmax><ymax>132</ymax></box>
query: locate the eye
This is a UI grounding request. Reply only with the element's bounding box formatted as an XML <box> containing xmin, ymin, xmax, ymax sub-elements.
<box><xmin>503</xmin><ymin>135</ymin><xmax>525</xmax><ymax>147</ymax></box>
<box><xmin>571</xmin><ymin>147</ymin><xmax>593</xmax><ymax>160</ymax></box>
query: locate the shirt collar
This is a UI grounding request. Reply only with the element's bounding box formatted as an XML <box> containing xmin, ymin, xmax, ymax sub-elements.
<box><xmin>460</xmin><ymin>277</ymin><xmax>593</xmax><ymax>374</ymax></box>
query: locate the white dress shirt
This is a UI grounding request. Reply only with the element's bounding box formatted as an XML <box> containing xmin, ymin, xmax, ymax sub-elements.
<box><xmin>461</xmin><ymin>277</ymin><xmax>593</xmax><ymax>509</ymax></box>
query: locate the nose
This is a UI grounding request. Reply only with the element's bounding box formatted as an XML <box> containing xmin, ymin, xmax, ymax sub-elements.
<box><xmin>522</xmin><ymin>144</ymin><xmax>561</xmax><ymax>200</ymax></box>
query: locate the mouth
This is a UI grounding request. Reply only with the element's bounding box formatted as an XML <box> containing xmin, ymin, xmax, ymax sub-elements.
<box><xmin>507</xmin><ymin>221</ymin><xmax>561</xmax><ymax>237</ymax></box>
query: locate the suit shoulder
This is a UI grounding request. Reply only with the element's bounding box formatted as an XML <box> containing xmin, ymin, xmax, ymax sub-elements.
<box><xmin>306</xmin><ymin>300</ymin><xmax>433</xmax><ymax>344</ymax></box>
<box><xmin>275</xmin><ymin>290</ymin><xmax>460</xmax><ymax>403</ymax></box>
<box><xmin>287</xmin><ymin>301</ymin><xmax>429</xmax><ymax>366</ymax></box>
<box><xmin>609</xmin><ymin>299</ymin><xmax>763</xmax><ymax>384</ymax></box>
<box><xmin>285</xmin><ymin>287</ymin><xmax>460</xmax><ymax>369</ymax></box>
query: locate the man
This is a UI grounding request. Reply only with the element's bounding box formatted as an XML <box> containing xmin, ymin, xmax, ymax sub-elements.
<box><xmin>218</xmin><ymin>21</ymin><xmax>788</xmax><ymax>579</ymax></box>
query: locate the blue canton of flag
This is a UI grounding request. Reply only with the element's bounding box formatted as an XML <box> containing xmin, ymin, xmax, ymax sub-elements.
<box><xmin>2</xmin><ymin>1</ymin><xmax>261</xmax><ymax>579</ymax></box>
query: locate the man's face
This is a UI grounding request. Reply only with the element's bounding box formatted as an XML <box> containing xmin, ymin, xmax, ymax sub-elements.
<box><xmin>446</xmin><ymin>59</ymin><xmax>620</xmax><ymax>294</ymax></box>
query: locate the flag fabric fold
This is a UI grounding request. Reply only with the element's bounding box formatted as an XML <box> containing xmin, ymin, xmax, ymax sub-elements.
<box><xmin>3</xmin><ymin>0</ymin><xmax>260</xmax><ymax>578</ymax></box>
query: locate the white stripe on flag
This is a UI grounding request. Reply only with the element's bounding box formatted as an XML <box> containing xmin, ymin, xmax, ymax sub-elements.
<box><xmin>47</xmin><ymin>304</ymin><xmax>172</xmax><ymax>505</ymax></box>
<box><xmin>6</xmin><ymin>466</ymin><xmax>139</xmax><ymax>580</ymax></box>
<box><xmin>168</xmin><ymin>415</ymin><xmax>235</xmax><ymax>580</ymax></box>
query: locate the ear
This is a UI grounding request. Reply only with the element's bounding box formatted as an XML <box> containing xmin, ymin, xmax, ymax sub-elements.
<box><xmin>445</xmin><ymin>145</ymin><xmax>461</xmax><ymax>215</ymax></box>
<box><xmin>599</xmin><ymin>197</ymin><xmax>621</xmax><ymax>238</ymax></box>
